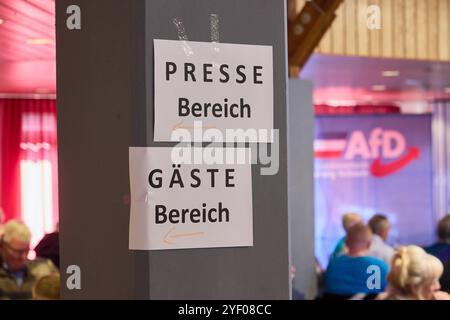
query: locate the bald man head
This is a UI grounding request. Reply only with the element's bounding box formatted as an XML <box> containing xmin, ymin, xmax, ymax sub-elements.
<box><xmin>345</xmin><ymin>224</ymin><xmax>373</xmax><ymax>256</ymax></box>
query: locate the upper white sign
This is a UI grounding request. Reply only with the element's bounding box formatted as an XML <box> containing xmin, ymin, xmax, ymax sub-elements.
<box><xmin>154</xmin><ymin>39</ymin><xmax>274</xmax><ymax>142</ymax></box>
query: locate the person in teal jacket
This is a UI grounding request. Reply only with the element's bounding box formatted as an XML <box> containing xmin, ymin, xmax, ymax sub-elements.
<box><xmin>331</xmin><ymin>212</ymin><xmax>362</xmax><ymax>260</ymax></box>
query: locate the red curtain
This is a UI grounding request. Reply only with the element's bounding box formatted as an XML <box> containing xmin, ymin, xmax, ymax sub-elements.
<box><xmin>1</xmin><ymin>99</ymin><xmax>22</xmax><ymax>221</ymax></box>
<box><xmin>0</xmin><ymin>99</ymin><xmax>58</xmax><ymax>227</ymax></box>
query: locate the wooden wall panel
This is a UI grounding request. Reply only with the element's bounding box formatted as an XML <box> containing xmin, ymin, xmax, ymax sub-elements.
<box><xmin>300</xmin><ymin>0</ymin><xmax>450</xmax><ymax>61</ymax></box>
<box><xmin>369</xmin><ymin>0</ymin><xmax>382</xmax><ymax>56</ymax></box>
<box><xmin>428</xmin><ymin>0</ymin><xmax>439</xmax><ymax>60</ymax></box>
<box><xmin>417</xmin><ymin>0</ymin><xmax>428</xmax><ymax>60</ymax></box>
<box><xmin>318</xmin><ymin>22</ymin><xmax>333</xmax><ymax>53</ymax></box>
<box><xmin>381</xmin><ymin>0</ymin><xmax>393</xmax><ymax>56</ymax></box>
<box><xmin>404</xmin><ymin>0</ymin><xmax>417</xmax><ymax>59</ymax></box>
<box><xmin>332</xmin><ymin>4</ymin><xmax>346</xmax><ymax>54</ymax></box>
<box><xmin>345</xmin><ymin>0</ymin><xmax>357</xmax><ymax>55</ymax></box>
<box><xmin>393</xmin><ymin>0</ymin><xmax>406</xmax><ymax>58</ymax></box>
<box><xmin>357</xmin><ymin>0</ymin><xmax>369</xmax><ymax>56</ymax></box>
<box><xmin>438</xmin><ymin>0</ymin><xmax>450</xmax><ymax>60</ymax></box>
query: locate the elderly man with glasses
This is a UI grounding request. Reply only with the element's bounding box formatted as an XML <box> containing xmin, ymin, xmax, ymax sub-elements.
<box><xmin>0</xmin><ymin>220</ymin><xmax>58</xmax><ymax>299</ymax></box>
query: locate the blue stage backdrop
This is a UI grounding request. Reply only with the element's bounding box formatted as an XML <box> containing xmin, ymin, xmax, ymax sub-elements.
<box><xmin>314</xmin><ymin>114</ymin><xmax>434</xmax><ymax>268</ymax></box>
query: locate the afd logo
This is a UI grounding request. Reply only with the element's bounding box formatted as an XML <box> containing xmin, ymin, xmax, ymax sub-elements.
<box><xmin>314</xmin><ymin>128</ymin><xmax>420</xmax><ymax>177</ymax></box>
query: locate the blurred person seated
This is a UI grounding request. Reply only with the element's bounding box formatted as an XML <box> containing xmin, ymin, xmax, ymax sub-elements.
<box><xmin>32</xmin><ymin>274</ymin><xmax>60</xmax><ymax>300</ymax></box>
<box><xmin>35</xmin><ymin>224</ymin><xmax>59</xmax><ymax>269</ymax></box>
<box><xmin>0</xmin><ymin>208</ymin><xmax>5</xmax><ymax>238</ymax></box>
<box><xmin>380</xmin><ymin>245</ymin><xmax>450</xmax><ymax>300</ymax></box>
<box><xmin>367</xmin><ymin>214</ymin><xmax>394</xmax><ymax>265</ymax></box>
<box><xmin>440</xmin><ymin>258</ymin><xmax>450</xmax><ymax>293</ymax></box>
<box><xmin>424</xmin><ymin>215</ymin><xmax>450</xmax><ymax>263</ymax></box>
<box><xmin>330</xmin><ymin>212</ymin><xmax>362</xmax><ymax>260</ymax></box>
<box><xmin>315</xmin><ymin>257</ymin><xmax>325</xmax><ymax>297</ymax></box>
<box><xmin>290</xmin><ymin>265</ymin><xmax>305</xmax><ymax>300</ymax></box>
<box><xmin>323</xmin><ymin>224</ymin><xmax>388</xmax><ymax>299</ymax></box>
<box><xmin>438</xmin><ymin>247</ymin><xmax>450</xmax><ymax>267</ymax></box>
<box><xmin>0</xmin><ymin>220</ymin><xmax>58</xmax><ymax>299</ymax></box>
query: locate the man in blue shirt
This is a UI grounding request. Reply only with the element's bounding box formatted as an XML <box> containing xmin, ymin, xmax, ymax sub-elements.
<box><xmin>324</xmin><ymin>224</ymin><xmax>389</xmax><ymax>298</ymax></box>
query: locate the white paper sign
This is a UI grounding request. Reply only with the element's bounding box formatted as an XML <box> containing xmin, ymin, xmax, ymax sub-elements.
<box><xmin>129</xmin><ymin>147</ymin><xmax>253</xmax><ymax>250</ymax></box>
<box><xmin>154</xmin><ymin>39</ymin><xmax>274</xmax><ymax>142</ymax></box>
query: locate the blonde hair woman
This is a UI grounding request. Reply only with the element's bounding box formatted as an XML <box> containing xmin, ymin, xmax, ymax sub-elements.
<box><xmin>32</xmin><ymin>274</ymin><xmax>60</xmax><ymax>300</ymax></box>
<box><xmin>382</xmin><ymin>245</ymin><xmax>450</xmax><ymax>300</ymax></box>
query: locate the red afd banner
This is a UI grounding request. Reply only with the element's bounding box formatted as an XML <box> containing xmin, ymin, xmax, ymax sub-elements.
<box><xmin>314</xmin><ymin>115</ymin><xmax>434</xmax><ymax>268</ymax></box>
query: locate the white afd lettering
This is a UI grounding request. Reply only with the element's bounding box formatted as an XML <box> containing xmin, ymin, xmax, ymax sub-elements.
<box><xmin>345</xmin><ymin>131</ymin><xmax>371</xmax><ymax>160</ymax></box>
<box><xmin>345</xmin><ymin>128</ymin><xmax>406</xmax><ymax>160</ymax></box>
<box><xmin>383</xmin><ymin>130</ymin><xmax>406</xmax><ymax>158</ymax></box>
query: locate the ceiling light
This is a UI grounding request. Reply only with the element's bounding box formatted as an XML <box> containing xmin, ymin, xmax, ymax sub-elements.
<box><xmin>382</xmin><ymin>70</ymin><xmax>400</xmax><ymax>77</ymax></box>
<box><xmin>27</xmin><ymin>38</ymin><xmax>53</xmax><ymax>45</ymax></box>
<box><xmin>371</xmin><ymin>85</ymin><xmax>386</xmax><ymax>91</ymax></box>
<box><xmin>0</xmin><ymin>19</ymin><xmax>4</xmax><ymax>25</ymax></box>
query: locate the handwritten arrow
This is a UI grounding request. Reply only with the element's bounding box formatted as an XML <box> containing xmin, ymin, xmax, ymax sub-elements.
<box><xmin>163</xmin><ymin>227</ymin><xmax>205</xmax><ymax>245</ymax></box>
<box><xmin>172</xmin><ymin>121</ymin><xmax>216</xmax><ymax>131</ymax></box>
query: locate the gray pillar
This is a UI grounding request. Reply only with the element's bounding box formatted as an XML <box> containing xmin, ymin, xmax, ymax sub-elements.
<box><xmin>57</xmin><ymin>0</ymin><xmax>289</xmax><ymax>299</ymax></box>
<box><xmin>288</xmin><ymin>79</ymin><xmax>316</xmax><ymax>299</ymax></box>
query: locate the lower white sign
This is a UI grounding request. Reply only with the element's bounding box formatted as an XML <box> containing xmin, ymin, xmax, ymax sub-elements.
<box><xmin>129</xmin><ymin>147</ymin><xmax>253</xmax><ymax>250</ymax></box>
